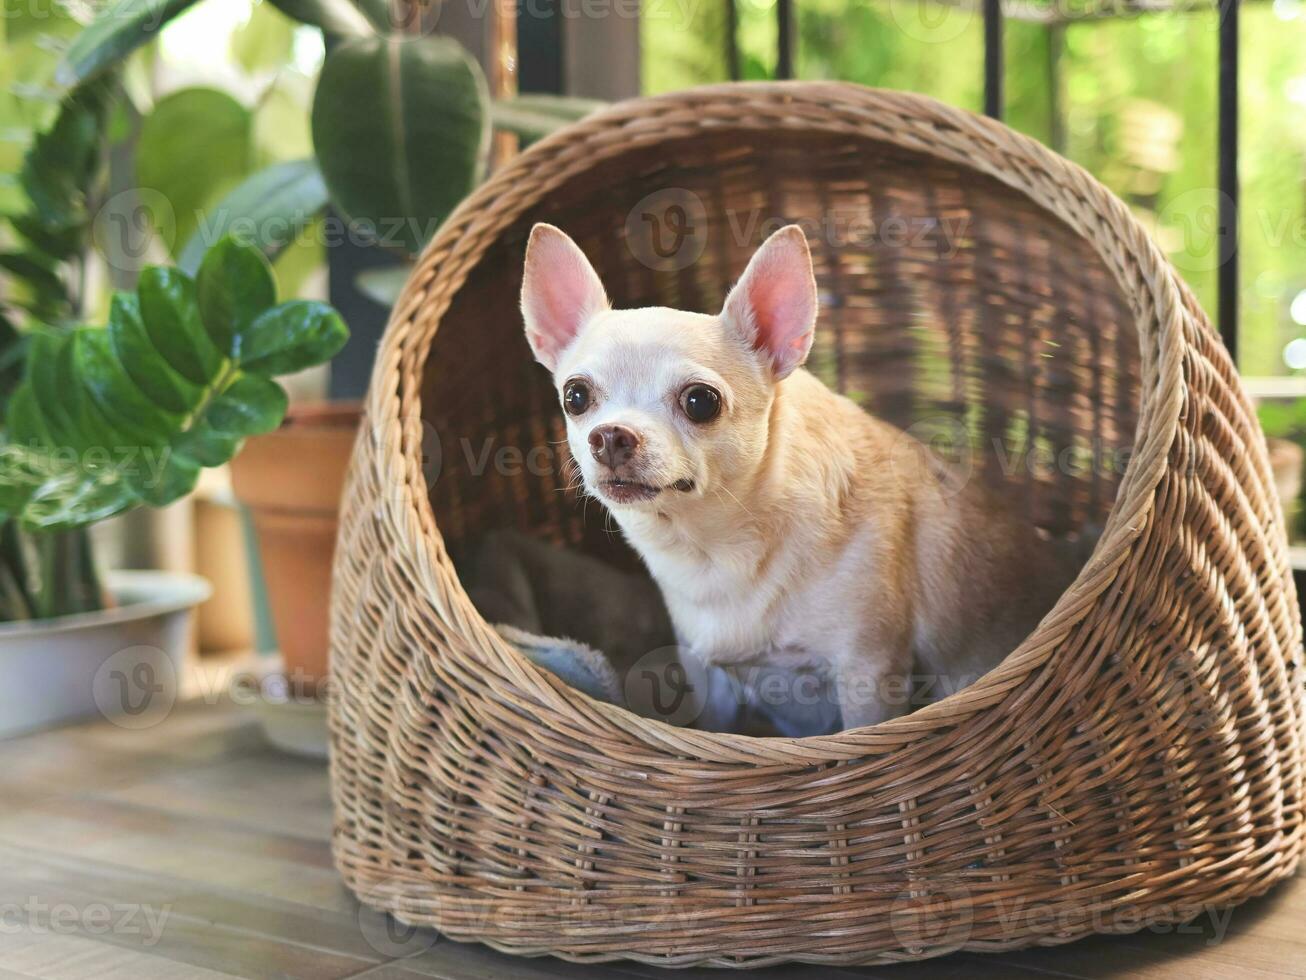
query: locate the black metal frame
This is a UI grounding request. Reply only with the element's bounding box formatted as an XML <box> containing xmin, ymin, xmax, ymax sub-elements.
<box><xmin>1218</xmin><ymin>0</ymin><xmax>1240</xmax><ymax>359</ymax></box>
<box><xmin>769</xmin><ymin>0</ymin><xmax>1243</xmax><ymax>360</ymax></box>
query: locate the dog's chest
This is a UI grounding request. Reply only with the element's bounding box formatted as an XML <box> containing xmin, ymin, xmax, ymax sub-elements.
<box><xmin>635</xmin><ymin>533</ymin><xmax>823</xmax><ymax>667</ymax></box>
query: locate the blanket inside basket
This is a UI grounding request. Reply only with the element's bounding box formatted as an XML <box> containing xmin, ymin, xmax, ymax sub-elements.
<box><xmin>455</xmin><ymin>530</ymin><xmax>842</xmax><ymax>737</ymax></box>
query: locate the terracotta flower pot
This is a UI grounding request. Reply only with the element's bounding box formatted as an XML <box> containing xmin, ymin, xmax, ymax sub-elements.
<box><xmin>229</xmin><ymin>402</ymin><xmax>361</xmax><ymax>688</ymax></box>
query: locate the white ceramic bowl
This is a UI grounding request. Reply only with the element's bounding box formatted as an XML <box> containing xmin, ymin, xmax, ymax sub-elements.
<box><xmin>0</xmin><ymin>570</ymin><xmax>211</xmax><ymax>738</ymax></box>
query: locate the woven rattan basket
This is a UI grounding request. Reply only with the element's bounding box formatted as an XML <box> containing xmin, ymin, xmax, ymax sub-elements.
<box><xmin>329</xmin><ymin>82</ymin><xmax>1304</xmax><ymax>967</ymax></box>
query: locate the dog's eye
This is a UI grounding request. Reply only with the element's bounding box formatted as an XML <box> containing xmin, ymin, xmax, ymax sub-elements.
<box><xmin>680</xmin><ymin>384</ymin><xmax>722</xmax><ymax>424</ymax></box>
<box><xmin>563</xmin><ymin>380</ymin><xmax>591</xmax><ymax>415</ymax></box>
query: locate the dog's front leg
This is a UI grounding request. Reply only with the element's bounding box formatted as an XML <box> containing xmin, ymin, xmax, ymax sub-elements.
<box><xmin>834</xmin><ymin>645</ymin><xmax>915</xmax><ymax>730</ymax></box>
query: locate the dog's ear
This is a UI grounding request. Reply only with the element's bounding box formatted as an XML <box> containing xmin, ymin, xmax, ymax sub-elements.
<box><xmin>521</xmin><ymin>224</ymin><xmax>609</xmax><ymax>371</ymax></box>
<box><xmin>720</xmin><ymin>225</ymin><xmax>817</xmax><ymax>379</ymax></box>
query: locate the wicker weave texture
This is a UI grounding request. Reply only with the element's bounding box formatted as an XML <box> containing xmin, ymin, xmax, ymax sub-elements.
<box><xmin>328</xmin><ymin>83</ymin><xmax>1304</xmax><ymax>967</ymax></box>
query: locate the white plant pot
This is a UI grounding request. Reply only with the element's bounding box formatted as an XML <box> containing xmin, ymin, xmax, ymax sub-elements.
<box><xmin>0</xmin><ymin>570</ymin><xmax>211</xmax><ymax>739</ymax></box>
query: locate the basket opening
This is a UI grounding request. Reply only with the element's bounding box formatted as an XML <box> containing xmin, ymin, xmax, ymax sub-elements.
<box><xmin>416</xmin><ymin>127</ymin><xmax>1142</xmax><ymax>724</ymax></box>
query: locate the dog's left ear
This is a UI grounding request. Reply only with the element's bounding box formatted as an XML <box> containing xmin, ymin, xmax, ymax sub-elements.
<box><xmin>720</xmin><ymin>225</ymin><xmax>817</xmax><ymax>379</ymax></box>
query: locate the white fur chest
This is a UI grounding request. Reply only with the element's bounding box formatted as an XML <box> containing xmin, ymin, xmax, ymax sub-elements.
<box><xmin>619</xmin><ymin>514</ymin><xmax>815</xmax><ymax>667</ymax></box>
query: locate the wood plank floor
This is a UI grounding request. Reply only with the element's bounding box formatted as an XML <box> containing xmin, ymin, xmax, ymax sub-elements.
<box><xmin>1</xmin><ymin>699</ymin><xmax>1301</xmax><ymax>979</ymax></box>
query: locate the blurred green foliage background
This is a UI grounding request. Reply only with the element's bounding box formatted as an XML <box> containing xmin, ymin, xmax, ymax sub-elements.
<box><xmin>645</xmin><ymin>0</ymin><xmax>1306</xmax><ymax>378</ymax></box>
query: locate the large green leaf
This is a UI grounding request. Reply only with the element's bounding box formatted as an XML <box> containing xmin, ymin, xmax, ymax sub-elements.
<box><xmin>0</xmin><ymin>237</ymin><xmax>350</xmax><ymax>532</ymax></box>
<box><xmin>204</xmin><ymin>374</ymin><xmax>288</xmax><ymax>437</ymax></box>
<box><xmin>237</xmin><ymin>300</ymin><xmax>348</xmax><ymax>376</ymax></box>
<box><xmin>172</xmin><ymin>422</ymin><xmax>242</xmax><ymax>468</ymax></box>
<box><xmin>4</xmin><ymin>385</ymin><xmax>50</xmax><ymax>448</ymax></box>
<box><xmin>75</xmin><ymin>328</ymin><xmax>181</xmax><ymax>447</ymax></box>
<box><xmin>136</xmin><ymin>88</ymin><xmax>254</xmax><ymax>256</ymax></box>
<box><xmin>22</xmin><ymin>331</ymin><xmax>80</xmax><ymax>451</ymax></box>
<box><xmin>178</xmin><ymin>159</ymin><xmax>328</xmax><ymax>275</ymax></box>
<box><xmin>55</xmin><ymin>0</ymin><xmax>203</xmax><ymax>92</ymax></box>
<box><xmin>107</xmin><ymin>292</ymin><xmax>203</xmax><ymax>415</ymax></box>
<box><xmin>137</xmin><ymin>266</ymin><xmax>223</xmax><ymax>386</ymax></box>
<box><xmin>311</xmin><ymin>35</ymin><xmax>489</xmax><ymax>256</ymax></box>
<box><xmin>130</xmin><ymin>447</ymin><xmax>200</xmax><ymax>507</ymax></box>
<box><xmin>194</xmin><ymin>236</ymin><xmax>278</xmax><ymax>357</ymax></box>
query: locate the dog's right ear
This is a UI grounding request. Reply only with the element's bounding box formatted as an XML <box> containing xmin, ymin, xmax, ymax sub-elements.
<box><xmin>521</xmin><ymin>224</ymin><xmax>609</xmax><ymax>371</ymax></box>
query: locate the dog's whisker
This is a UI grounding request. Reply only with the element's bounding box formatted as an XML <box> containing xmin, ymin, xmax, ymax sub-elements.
<box><xmin>715</xmin><ymin>483</ymin><xmax>759</xmax><ymax>522</ymax></box>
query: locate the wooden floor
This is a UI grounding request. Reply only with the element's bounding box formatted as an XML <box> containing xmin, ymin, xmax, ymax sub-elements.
<box><xmin>1</xmin><ymin>699</ymin><xmax>1302</xmax><ymax>980</ymax></box>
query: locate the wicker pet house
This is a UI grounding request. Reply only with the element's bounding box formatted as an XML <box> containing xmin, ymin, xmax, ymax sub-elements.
<box><xmin>329</xmin><ymin>83</ymin><xmax>1304</xmax><ymax>967</ymax></box>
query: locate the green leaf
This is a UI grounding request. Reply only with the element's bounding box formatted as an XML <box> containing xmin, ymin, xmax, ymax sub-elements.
<box><xmin>24</xmin><ymin>331</ymin><xmax>81</xmax><ymax>451</ymax></box>
<box><xmin>18</xmin><ymin>85</ymin><xmax>110</xmax><ymax>245</ymax></box>
<box><xmin>59</xmin><ymin>334</ymin><xmax>129</xmax><ymax>464</ymax></box>
<box><xmin>231</xmin><ymin>1</ymin><xmax>297</xmax><ymax>74</ymax></box>
<box><xmin>21</xmin><ymin>466</ymin><xmax>137</xmax><ymax>531</ymax></box>
<box><xmin>5</xmin><ymin>0</ymin><xmax>81</xmax><ymax>44</ymax></box>
<box><xmin>136</xmin><ymin>88</ymin><xmax>254</xmax><ymax>256</ymax></box>
<box><xmin>137</xmin><ymin>266</ymin><xmax>224</xmax><ymax>387</ymax></box>
<box><xmin>107</xmin><ymin>292</ymin><xmax>204</xmax><ymax>415</ymax></box>
<box><xmin>205</xmin><ymin>374</ymin><xmax>288</xmax><ymax>437</ymax></box>
<box><xmin>5</xmin><ymin>384</ymin><xmax>51</xmax><ymax>448</ymax></box>
<box><xmin>237</xmin><ymin>300</ymin><xmax>348</xmax><ymax>376</ymax></box>
<box><xmin>0</xmin><ymin>445</ymin><xmax>49</xmax><ymax>516</ymax></box>
<box><xmin>3</xmin><ymin>237</ymin><xmax>349</xmax><ymax>532</ymax></box>
<box><xmin>178</xmin><ymin>159</ymin><xmax>328</xmax><ymax>276</ymax></box>
<box><xmin>55</xmin><ymin>0</ymin><xmax>203</xmax><ymax>92</ymax></box>
<box><xmin>129</xmin><ymin>447</ymin><xmax>200</xmax><ymax>507</ymax></box>
<box><xmin>264</xmin><ymin>0</ymin><xmax>373</xmax><ymax>38</ymax></box>
<box><xmin>74</xmin><ymin>328</ymin><xmax>180</xmax><ymax>448</ymax></box>
<box><xmin>11</xmin><ymin>214</ymin><xmax>83</xmax><ymax>268</ymax></box>
<box><xmin>195</xmin><ymin>236</ymin><xmax>278</xmax><ymax>358</ymax></box>
<box><xmin>311</xmin><ymin>35</ymin><xmax>489</xmax><ymax>256</ymax></box>
<box><xmin>172</xmin><ymin>422</ymin><xmax>242</xmax><ymax>468</ymax></box>
<box><xmin>0</xmin><ymin>252</ymin><xmax>65</xmax><ymax>309</ymax></box>
<box><xmin>171</xmin><ymin>372</ymin><xmax>286</xmax><ymax>469</ymax></box>
<box><xmin>491</xmin><ymin>95</ymin><xmax>605</xmax><ymax>142</ymax></box>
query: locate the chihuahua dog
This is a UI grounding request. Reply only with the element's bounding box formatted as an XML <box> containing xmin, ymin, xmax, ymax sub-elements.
<box><xmin>520</xmin><ymin>223</ymin><xmax>1077</xmax><ymax>732</ymax></box>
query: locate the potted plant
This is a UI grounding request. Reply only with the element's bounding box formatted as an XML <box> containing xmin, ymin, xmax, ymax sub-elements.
<box><xmin>20</xmin><ymin>0</ymin><xmax>600</xmax><ymax>697</ymax></box>
<box><xmin>0</xmin><ymin>72</ymin><xmax>348</xmax><ymax>733</ymax></box>
<box><xmin>0</xmin><ymin>228</ymin><xmax>347</xmax><ymax>734</ymax></box>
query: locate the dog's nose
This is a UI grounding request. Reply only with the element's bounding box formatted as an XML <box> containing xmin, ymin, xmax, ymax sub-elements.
<box><xmin>589</xmin><ymin>424</ymin><xmax>640</xmax><ymax>470</ymax></box>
